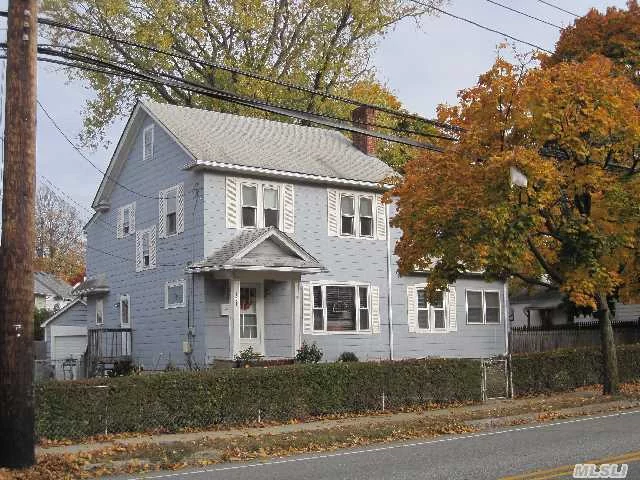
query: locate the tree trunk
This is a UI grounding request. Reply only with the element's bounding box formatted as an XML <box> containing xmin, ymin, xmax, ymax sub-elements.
<box><xmin>595</xmin><ymin>292</ymin><xmax>619</xmax><ymax>395</ymax></box>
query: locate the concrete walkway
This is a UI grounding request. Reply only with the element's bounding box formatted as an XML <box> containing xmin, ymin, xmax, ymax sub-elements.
<box><xmin>37</xmin><ymin>392</ymin><xmax>640</xmax><ymax>456</ymax></box>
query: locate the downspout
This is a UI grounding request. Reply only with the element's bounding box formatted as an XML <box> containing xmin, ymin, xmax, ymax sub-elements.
<box><xmin>386</xmin><ymin>203</ymin><xmax>394</xmax><ymax>361</ymax></box>
<box><xmin>503</xmin><ymin>281</ymin><xmax>510</xmax><ymax>356</ymax></box>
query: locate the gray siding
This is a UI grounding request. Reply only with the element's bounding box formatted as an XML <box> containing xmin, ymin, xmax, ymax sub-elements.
<box><xmin>264</xmin><ymin>280</ymin><xmax>293</xmax><ymax>358</ymax></box>
<box><xmin>85</xmin><ymin>112</ymin><xmax>205</xmax><ymax>369</ymax></box>
<box><xmin>204</xmin><ymin>278</ymin><xmax>231</xmax><ymax>363</ymax></box>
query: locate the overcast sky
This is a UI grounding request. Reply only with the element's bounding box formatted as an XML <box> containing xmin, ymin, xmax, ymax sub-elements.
<box><xmin>0</xmin><ymin>0</ymin><xmax>630</xmax><ymax>217</ymax></box>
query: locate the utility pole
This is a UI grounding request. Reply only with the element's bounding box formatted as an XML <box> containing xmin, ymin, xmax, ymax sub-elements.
<box><xmin>0</xmin><ymin>0</ymin><xmax>38</xmax><ymax>469</ymax></box>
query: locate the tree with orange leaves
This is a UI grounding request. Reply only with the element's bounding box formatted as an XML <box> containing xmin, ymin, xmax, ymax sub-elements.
<box><xmin>391</xmin><ymin>54</ymin><xmax>640</xmax><ymax>394</ymax></box>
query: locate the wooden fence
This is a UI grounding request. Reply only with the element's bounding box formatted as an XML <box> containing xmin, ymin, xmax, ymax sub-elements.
<box><xmin>510</xmin><ymin>320</ymin><xmax>640</xmax><ymax>353</ymax></box>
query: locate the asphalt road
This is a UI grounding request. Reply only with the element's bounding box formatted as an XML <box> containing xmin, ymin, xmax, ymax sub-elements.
<box><xmin>117</xmin><ymin>410</ymin><xmax>640</xmax><ymax>480</ymax></box>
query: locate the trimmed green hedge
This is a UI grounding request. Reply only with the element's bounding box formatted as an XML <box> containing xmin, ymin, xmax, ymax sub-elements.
<box><xmin>35</xmin><ymin>344</ymin><xmax>640</xmax><ymax>440</ymax></box>
<box><xmin>36</xmin><ymin>358</ymin><xmax>481</xmax><ymax>439</ymax></box>
<box><xmin>512</xmin><ymin>343</ymin><xmax>640</xmax><ymax>395</ymax></box>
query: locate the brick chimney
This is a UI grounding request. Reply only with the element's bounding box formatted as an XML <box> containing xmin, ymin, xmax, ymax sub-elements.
<box><xmin>351</xmin><ymin>105</ymin><xmax>376</xmax><ymax>155</ymax></box>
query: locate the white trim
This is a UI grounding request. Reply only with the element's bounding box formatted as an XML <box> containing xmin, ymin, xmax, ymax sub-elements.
<box><xmin>118</xmin><ymin>202</ymin><xmax>136</xmax><ymax>238</ymax></box>
<box><xmin>40</xmin><ymin>297</ymin><xmax>87</xmax><ymax>328</ymax></box>
<box><xmin>465</xmin><ymin>289</ymin><xmax>502</xmax><ymax>325</ymax></box>
<box><xmin>165</xmin><ymin>279</ymin><xmax>186</xmax><ymax>309</ymax></box>
<box><xmin>160</xmin><ymin>184</ymin><xmax>183</xmax><ymax>237</ymax></box>
<box><xmin>120</xmin><ymin>294</ymin><xmax>131</xmax><ymax>327</ymax></box>
<box><xmin>235</xmin><ymin>179</ymin><xmax>290</xmax><ymax>230</ymax></box>
<box><xmin>308</xmin><ymin>281</ymin><xmax>374</xmax><ymax>335</ymax></box>
<box><xmin>236</xmin><ymin>281</ymin><xmax>265</xmax><ymax>355</ymax></box>
<box><xmin>187</xmin><ymin>159</ymin><xmax>393</xmax><ymax>191</ymax></box>
<box><xmin>95</xmin><ymin>299</ymin><xmax>104</xmax><ymax>325</ymax></box>
<box><xmin>411</xmin><ymin>284</ymin><xmax>450</xmax><ymax>334</ymax></box>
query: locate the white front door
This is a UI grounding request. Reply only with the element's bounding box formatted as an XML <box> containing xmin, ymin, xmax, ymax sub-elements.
<box><xmin>238</xmin><ymin>283</ymin><xmax>264</xmax><ymax>354</ymax></box>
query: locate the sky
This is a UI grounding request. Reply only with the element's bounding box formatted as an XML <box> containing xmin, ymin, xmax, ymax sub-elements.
<box><xmin>0</xmin><ymin>0</ymin><xmax>631</xmax><ymax>218</ymax></box>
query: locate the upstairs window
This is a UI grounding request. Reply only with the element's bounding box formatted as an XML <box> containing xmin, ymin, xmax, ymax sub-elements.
<box><xmin>340</xmin><ymin>195</ymin><xmax>355</xmax><ymax>236</ymax></box>
<box><xmin>136</xmin><ymin>226</ymin><xmax>156</xmax><ymax>272</ymax></box>
<box><xmin>241</xmin><ymin>184</ymin><xmax>258</xmax><ymax>227</ymax></box>
<box><xmin>166</xmin><ymin>192</ymin><xmax>177</xmax><ymax>236</ymax></box>
<box><xmin>359</xmin><ymin>197</ymin><xmax>373</xmax><ymax>237</ymax></box>
<box><xmin>466</xmin><ymin>290</ymin><xmax>501</xmax><ymax>324</ymax></box>
<box><xmin>117</xmin><ymin>202</ymin><xmax>136</xmax><ymax>239</ymax></box>
<box><xmin>143</xmin><ymin>125</ymin><xmax>154</xmax><ymax>162</ymax></box>
<box><xmin>263</xmin><ymin>186</ymin><xmax>279</xmax><ymax>228</ymax></box>
<box><xmin>159</xmin><ymin>184</ymin><xmax>184</xmax><ymax>238</ymax></box>
<box><xmin>328</xmin><ymin>190</ymin><xmax>381</xmax><ymax>239</ymax></box>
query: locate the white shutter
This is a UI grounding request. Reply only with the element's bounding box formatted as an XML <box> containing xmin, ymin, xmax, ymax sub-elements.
<box><xmin>282</xmin><ymin>184</ymin><xmax>295</xmax><ymax>233</ymax></box>
<box><xmin>129</xmin><ymin>202</ymin><xmax>136</xmax><ymax>234</ymax></box>
<box><xmin>116</xmin><ymin>207</ymin><xmax>124</xmax><ymax>239</ymax></box>
<box><xmin>407</xmin><ymin>285</ymin><xmax>417</xmax><ymax>333</ymax></box>
<box><xmin>158</xmin><ymin>189</ymin><xmax>167</xmax><ymax>239</ymax></box>
<box><xmin>226</xmin><ymin>177</ymin><xmax>239</xmax><ymax>229</ymax></box>
<box><xmin>176</xmin><ymin>183</ymin><xmax>185</xmax><ymax>234</ymax></box>
<box><xmin>327</xmin><ymin>189</ymin><xmax>338</xmax><ymax>236</ymax></box>
<box><xmin>370</xmin><ymin>286</ymin><xmax>380</xmax><ymax>334</ymax></box>
<box><xmin>302</xmin><ymin>283</ymin><xmax>313</xmax><ymax>334</ymax></box>
<box><xmin>143</xmin><ymin>126</ymin><xmax>154</xmax><ymax>162</ymax></box>
<box><xmin>135</xmin><ymin>231</ymin><xmax>143</xmax><ymax>272</ymax></box>
<box><xmin>376</xmin><ymin>195</ymin><xmax>387</xmax><ymax>241</ymax></box>
<box><xmin>448</xmin><ymin>285</ymin><xmax>457</xmax><ymax>332</ymax></box>
<box><xmin>149</xmin><ymin>226</ymin><xmax>157</xmax><ymax>269</ymax></box>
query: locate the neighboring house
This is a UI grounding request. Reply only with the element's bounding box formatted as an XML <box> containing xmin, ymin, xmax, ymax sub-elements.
<box><xmin>40</xmin><ymin>297</ymin><xmax>88</xmax><ymax>379</ymax></box>
<box><xmin>75</xmin><ymin>100</ymin><xmax>508</xmax><ymax>370</ymax></box>
<box><xmin>34</xmin><ymin>271</ymin><xmax>73</xmax><ymax>311</ymax></box>
<box><xmin>510</xmin><ymin>289</ymin><xmax>640</xmax><ymax>328</ymax></box>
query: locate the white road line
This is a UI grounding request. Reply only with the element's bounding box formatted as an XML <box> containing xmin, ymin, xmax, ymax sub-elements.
<box><xmin>125</xmin><ymin>409</ymin><xmax>640</xmax><ymax>480</ymax></box>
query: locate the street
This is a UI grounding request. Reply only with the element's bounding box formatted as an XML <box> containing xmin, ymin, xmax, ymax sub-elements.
<box><xmin>111</xmin><ymin>410</ymin><xmax>640</xmax><ymax>480</ymax></box>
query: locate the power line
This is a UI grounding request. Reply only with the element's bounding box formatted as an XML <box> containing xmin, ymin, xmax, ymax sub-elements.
<box><xmin>0</xmin><ymin>10</ymin><xmax>463</xmax><ymax>134</ymax></box>
<box><xmin>36</xmin><ymin>98</ymin><xmax>175</xmax><ymax>200</ymax></box>
<box><xmin>536</xmin><ymin>0</ymin><xmax>580</xmax><ymax>18</ymax></box>
<box><xmin>29</xmin><ymin>44</ymin><xmax>446</xmax><ymax>152</ymax></box>
<box><xmin>410</xmin><ymin>0</ymin><xmax>554</xmax><ymax>54</ymax></box>
<box><xmin>484</xmin><ymin>0</ymin><xmax>562</xmax><ymax>29</ymax></box>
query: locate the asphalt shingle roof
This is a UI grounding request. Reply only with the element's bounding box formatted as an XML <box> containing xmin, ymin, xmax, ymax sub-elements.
<box><xmin>143</xmin><ymin>100</ymin><xmax>396</xmax><ymax>184</ymax></box>
<box><xmin>191</xmin><ymin>227</ymin><xmax>324</xmax><ymax>270</ymax></box>
<box><xmin>34</xmin><ymin>272</ymin><xmax>73</xmax><ymax>298</ymax></box>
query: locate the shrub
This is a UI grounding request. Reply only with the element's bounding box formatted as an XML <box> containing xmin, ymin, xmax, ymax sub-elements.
<box><xmin>234</xmin><ymin>346</ymin><xmax>263</xmax><ymax>365</ymax></box>
<box><xmin>338</xmin><ymin>352</ymin><xmax>359</xmax><ymax>362</ymax></box>
<box><xmin>35</xmin><ymin>358</ymin><xmax>480</xmax><ymax>439</ymax></box>
<box><xmin>295</xmin><ymin>341</ymin><xmax>323</xmax><ymax>363</ymax></box>
<box><xmin>511</xmin><ymin>343</ymin><xmax>640</xmax><ymax>396</ymax></box>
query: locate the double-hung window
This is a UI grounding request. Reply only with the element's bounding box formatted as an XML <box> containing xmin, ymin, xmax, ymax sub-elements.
<box><xmin>340</xmin><ymin>195</ymin><xmax>355</xmax><ymax>236</ymax></box>
<box><xmin>117</xmin><ymin>202</ymin><xmax>135</xmax><ymax>238</ymax></box>
<box><xmin>159</xmin><ymin>184</ymin><xmax>183</xmax><ymax>238</ymax></box>
<box><xmin>416</xmin><ymin>288</ymin><xmax>447</xmax><ymax>332</ymax></box>
<box><xmin>241</xmin><ymin>184</ymin><xmax>258</xmax><ymax>228</ymax></box>
<box><xmin>263</xmin><ymin>186</ymin><xmax>279</xmax><ymax>228</ymax></box>
<box><xmin>359</xmin><ymin>197</ymin><xmax>373</xmax><ymax>237</ymax></box>
<box><xmin>143</xmin><ymin>125</ymin><xmax>154</xmax><ymax>162</ymax></box>
<box><xmin>142</xmin><ymin>231</ymin><xmax>150</xmax><ymax>267</ymax></box>
<box><xmin>466</xmin><ymin>290</ymin><xmax>501</xmax><ymax>324</ymax></box>
<box><xmin>122</xmin><ymin>206</ymin><xmax>131</xmax><ymax>235</ymax></box>
<box><xmin>136</xmin><ymin>226</ymin><xmax>156</xmax><ymax>272</ymax></box>
<box><xmin>312</xmin><ymin>284</ymin><xmax>370</xmax><ymax>333</ymax></box>
<box><xmin>166</xmin><ymin>192</ymin><xmax>177</xmax><ymax>236</ymax></box>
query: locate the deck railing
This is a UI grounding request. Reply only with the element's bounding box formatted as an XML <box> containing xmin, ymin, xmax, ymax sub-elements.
<box><xmin>87</xmin><ymin>328</ymin><xmax>132</xmax><ymax>363</ymax></box>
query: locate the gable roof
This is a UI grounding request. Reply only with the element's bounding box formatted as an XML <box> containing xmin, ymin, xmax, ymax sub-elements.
<box><xmin>188</xmin><ymin>227</ymin><xmax>326</xmax><ymax>273</ymax></box>
<box><xmin>34</xmin><ymin>272</ymin><xmax>73</xmax><ymax>299</ymax></box>
<box><xmin>72</xmin><ymin>275</ymin><xmax>110</xmax><ymax>296</ymax></box>
<box><xmin>40</xmin><ymin>297</ymin><xmax>87</xmax><ymax>328</ymax></box>
<box><xmin>92</xmin><ymin>100</ymin><xmax>395</xmax><ymax>208</ymax></box>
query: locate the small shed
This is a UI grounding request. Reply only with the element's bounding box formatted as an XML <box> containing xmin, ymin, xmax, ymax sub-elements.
<box><xmin>41</xmin><ymin>298</ymin><xmax>88</xmax><ymax>380</ymax></box>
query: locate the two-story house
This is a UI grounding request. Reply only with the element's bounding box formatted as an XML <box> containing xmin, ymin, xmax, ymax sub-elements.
<box><xmin>75</xmin><ymin>100</ymin><xmax>508</xmax><ymax>370</ymax></box>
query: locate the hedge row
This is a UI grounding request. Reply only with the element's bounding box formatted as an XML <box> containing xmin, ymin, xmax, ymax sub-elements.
<box><xmin>36</xmin><ymin>358</ymin><xmax>481</xmax><ymax>439</ymax></box>
<box><xmin>36</xmin><ymin>344</ymin><xmax>640</xmax><ymax>440</ymax></box>
<box><xmin>512</xmin><ymin>342</ymin><xmax>640</xmax><ymax>395</ymax></box>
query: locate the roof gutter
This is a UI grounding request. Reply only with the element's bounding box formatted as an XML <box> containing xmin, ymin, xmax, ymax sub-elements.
<box><xmin>184</xmin><ymin>160</ymin><xmax>395</xmax><ymax>191</ymax></box>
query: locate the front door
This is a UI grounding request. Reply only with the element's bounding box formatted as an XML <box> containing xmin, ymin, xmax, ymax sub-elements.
<box><xmin>238</xmin><ymin>283</ymin><xmax>264</xmax><ymax>354</ymax></box>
